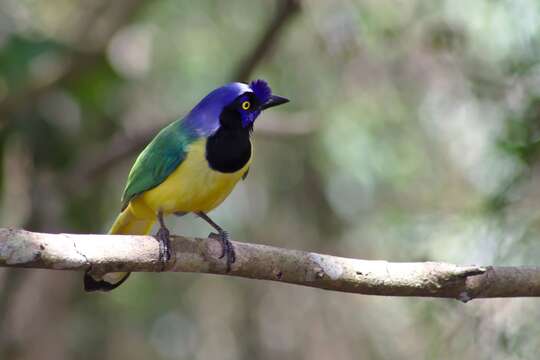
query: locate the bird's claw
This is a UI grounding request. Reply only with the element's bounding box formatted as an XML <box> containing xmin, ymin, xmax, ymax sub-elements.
<box><xmin>156</xmin><ymin>226</ymin><xmax>171</xmax><ymax>269</ymax></box>
<box><xmin>210</xmin><ymin>231</ymin><xmax>235</xmax><ymax>271</ymax></box>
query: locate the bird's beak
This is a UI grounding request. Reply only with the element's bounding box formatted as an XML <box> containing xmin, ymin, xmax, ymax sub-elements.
<box><xmin>261</xmin><ymin>95</ymin><xmax>289</xmax><ymax>110</ymax></box>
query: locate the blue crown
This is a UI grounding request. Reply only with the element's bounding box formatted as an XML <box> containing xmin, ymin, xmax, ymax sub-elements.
<box><xmin>250</xmin><ymin>79</ymin><xmax>272</xmax><ymax>105</ymax></box>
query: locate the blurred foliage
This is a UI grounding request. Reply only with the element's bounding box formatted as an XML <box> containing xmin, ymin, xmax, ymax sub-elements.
<box><xmin>1</xmin><ymin>0</ymin><xmax>540</xmax><ymax>359</ymax></box>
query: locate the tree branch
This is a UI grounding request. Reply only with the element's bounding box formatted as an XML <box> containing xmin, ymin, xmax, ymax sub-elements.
<box><xmin>2</xmin><ymin>228</ymin><xmax>540</xmax><ymax>301</ymax></box>
<box><xmin>232</xmin><ymin>0</ymin><xmax>302</xmax><ymax>81</ymax></box>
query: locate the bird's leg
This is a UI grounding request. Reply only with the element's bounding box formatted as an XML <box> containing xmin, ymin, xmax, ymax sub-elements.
<box><xmin>196</xmin><ymin>211</ymin><xmax>236</xmax><ymax>271</ymax></box>
<box><xmin>156</xmin><ymin>211</ymin><xmax>171</xmax><ymax>269</ymax></box>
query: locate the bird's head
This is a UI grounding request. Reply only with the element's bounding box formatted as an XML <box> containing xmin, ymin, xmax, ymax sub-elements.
<box><xmin>184</xmin><ymin>80</ymin><xmax>289</xmax><ymax>136</ymax></box>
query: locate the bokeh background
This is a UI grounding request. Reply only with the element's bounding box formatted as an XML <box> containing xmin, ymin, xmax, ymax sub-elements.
<box><xmin>1</xmin><ymin>0</ymin><xmax>540</xmax><ymax>359</ymax></box>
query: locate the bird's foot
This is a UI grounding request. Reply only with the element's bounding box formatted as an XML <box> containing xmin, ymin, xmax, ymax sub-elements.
<box><xmin>210</xmin><ymin>231</ymin><xmax>236</xmax><ymax>272</ymax></box>
<box><xmin>156</xmin><ymin>226</ymin><xmax>171</xmax><ymax>270</ymax></box>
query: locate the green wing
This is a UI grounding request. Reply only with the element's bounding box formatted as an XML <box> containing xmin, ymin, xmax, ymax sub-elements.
<box><xmin>120</xmin><ymin>120</ymin><xmax>196</xmax><ymax>210</ymax></box>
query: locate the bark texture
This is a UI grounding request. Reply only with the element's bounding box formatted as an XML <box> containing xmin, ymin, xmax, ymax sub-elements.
<box><xmin>1</xmin><ymin>228</ymin><xmax>539</xmax><ymax>301</ymax></box>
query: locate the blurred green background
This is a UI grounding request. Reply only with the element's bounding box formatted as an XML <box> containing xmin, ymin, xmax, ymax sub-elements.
<box><xmin>1</xmin><ymin>0</ymin><xmax>540</xmax><ymax>359</ymax></box>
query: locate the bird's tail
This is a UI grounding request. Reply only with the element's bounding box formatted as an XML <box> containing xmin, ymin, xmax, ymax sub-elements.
<box><xmin>84</xmin><ymin>204</ymin><xmax>155</xmax><ymax>292</ymax></box>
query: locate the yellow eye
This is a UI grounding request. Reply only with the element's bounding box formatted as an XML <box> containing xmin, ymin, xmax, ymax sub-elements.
<box><xmin>241</xmin><ymin>101</ymin><xmax>251</xmax><ymax>110</ymax></box>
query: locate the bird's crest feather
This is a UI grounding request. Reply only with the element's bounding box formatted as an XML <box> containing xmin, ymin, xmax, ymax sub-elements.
<box><xmin>250</xmin><ymin>79</ymin><xmax>272</xmax><ymax>105</ymax></box>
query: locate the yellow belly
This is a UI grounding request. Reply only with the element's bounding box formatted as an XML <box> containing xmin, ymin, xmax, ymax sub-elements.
<box><xmin>129</xmin><ymin>138</ymin><xmax>251</xmax><ymax>218</ymax></box>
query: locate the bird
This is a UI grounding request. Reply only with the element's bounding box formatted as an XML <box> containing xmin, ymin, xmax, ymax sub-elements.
<box><xmin>84</xmin><ymin>80</ymin><xmax>289</xmax><ymax>291</ymax></box>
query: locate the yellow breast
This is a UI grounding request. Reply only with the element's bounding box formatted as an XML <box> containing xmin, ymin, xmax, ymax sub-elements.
<box><xmin>130</xmin><ymin>138</ymin><xmax>251</xmax><ymax>217</ymax></box>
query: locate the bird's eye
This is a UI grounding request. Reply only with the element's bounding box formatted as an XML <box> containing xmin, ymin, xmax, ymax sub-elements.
<box><xmin>241</xmin><ymin>101</ymin><xmax>251</xmax><ymax>110</ymax></box>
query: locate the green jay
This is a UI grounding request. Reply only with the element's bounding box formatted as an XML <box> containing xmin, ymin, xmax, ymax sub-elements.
<box><xmin>84</xmin><ymin>80</ymin><xmax>289</xmax><ymax>291</ymax></box>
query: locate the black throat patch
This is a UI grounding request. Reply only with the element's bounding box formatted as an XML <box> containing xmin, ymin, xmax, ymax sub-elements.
<box><xmin>206</xmin><ymin>107</ymin><xmax>252</xmax><ymax>173</ymax></box>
